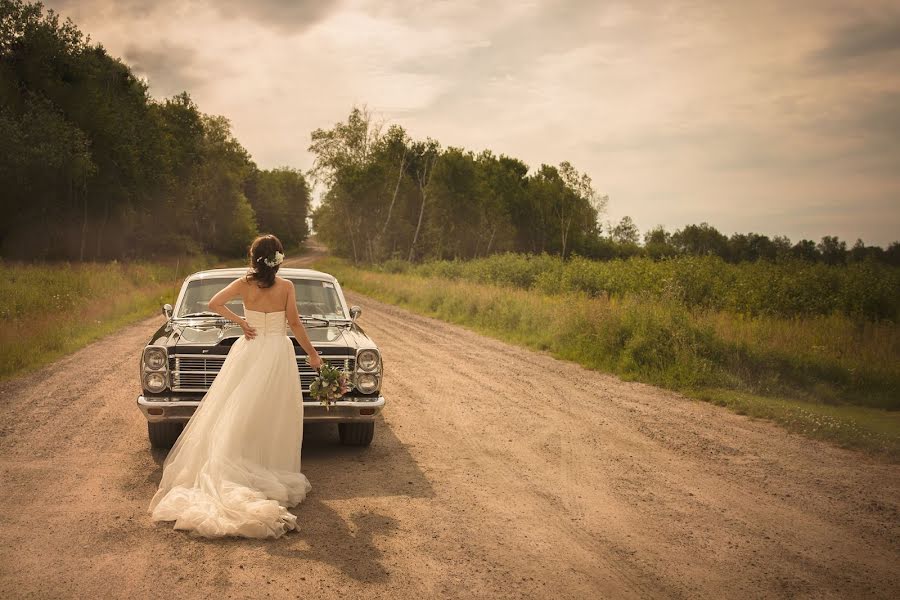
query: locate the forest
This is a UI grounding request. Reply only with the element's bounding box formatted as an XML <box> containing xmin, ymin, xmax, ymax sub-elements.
<box><xmin>0</xmin><ymin>0</ymin><xmax>309</xmax><ymax>260</ymax></box>
<box><xmin>309</xmin><ymin>107</ymin><xmax>899</xmax><ymax>266</ymax></box>
<box><xmin>2</xmin><ymin>0</ymin><xmax>897</xmax><ymax>270</ymax></box>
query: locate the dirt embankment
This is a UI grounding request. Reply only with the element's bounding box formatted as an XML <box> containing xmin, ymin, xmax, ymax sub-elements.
<box><xmin>1</xmin><ymin>253</ymin><xmax>898</xmax><ymax>599</ymax></box>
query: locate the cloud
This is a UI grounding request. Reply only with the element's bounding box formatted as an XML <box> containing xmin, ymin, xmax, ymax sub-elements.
<box><xmin>46</xmin><ymin>0</ymin><xmax>343</xmax><ymax>33</ymax></box>
<box><xmin>123</xmin><ymin>43</ymin><xmax>204</xmax><ymax>97</ymax></box>
<box><xmin>838</xmin><ymin>91</ymin><xmax>900</xmax><ymax>174</ymax></box>
<box><xmin>210</xmin><ymin>0</ymin><xmax>344</xmax><ymax>32</ymax></box>
<box><xmin>45</xmin><ymin>0</ymin><xmax>174</xmax><ymax>21</ymax></box>
<box><xmin>812</xmin><ymin>18</ymin><xmax>900</xmax><ymax>64</ymax></box>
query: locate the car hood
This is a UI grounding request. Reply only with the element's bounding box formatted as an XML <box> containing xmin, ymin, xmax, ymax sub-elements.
<box><xmin>149</xmin><ymin>320</ymin><xmax>370</xmax><ymax>353</ymax></box>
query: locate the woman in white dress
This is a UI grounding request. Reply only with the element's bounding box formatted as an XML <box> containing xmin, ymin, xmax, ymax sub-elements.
<box><xmin>148</xmin><ymin>234</ymin><xmax>324</xmax><ymax>539</ymax></box>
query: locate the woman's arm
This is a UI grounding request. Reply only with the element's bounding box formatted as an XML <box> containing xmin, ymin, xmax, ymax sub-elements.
<box><xmin>284</xmin><ymin>280</ymin><xmax>323</xmax><ymax>369</ymax></box>
<box><xmin>208</xmin><ymin>278</ymin><xmax>257</xmax><ymax>339</ymax></box>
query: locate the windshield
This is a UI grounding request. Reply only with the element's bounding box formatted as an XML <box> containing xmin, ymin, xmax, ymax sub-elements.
<box><xmin>175</xmin><ymin>277</ymin><xmax>347</xmax><ymax>320</ymax></box>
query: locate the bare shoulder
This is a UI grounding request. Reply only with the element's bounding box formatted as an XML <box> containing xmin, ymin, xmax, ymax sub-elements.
<box><xmin>275</xmin><ymin>276</ymin><xmax>293</xmax><ymax>290</ymax></box>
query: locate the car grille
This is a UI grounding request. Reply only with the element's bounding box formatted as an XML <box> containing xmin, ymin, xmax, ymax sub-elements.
<box><xmin>170</xmin><ymin>354</ymin><xmax>355</xmax><ymax>393</ymax></box>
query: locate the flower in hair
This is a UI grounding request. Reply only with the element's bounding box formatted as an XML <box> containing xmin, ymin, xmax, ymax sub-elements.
<box><xmin>256</xmin><ymin>250</ymin><xmax>284</xmax><ymax>267</ymax></box>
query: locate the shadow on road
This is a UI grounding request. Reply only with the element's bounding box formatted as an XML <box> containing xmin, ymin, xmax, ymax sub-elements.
<box><xmin>146</xmin><ymin>417</ymin><xmax>420</xmax><ymax>582</ymax></box>
<box><xmin>147</xmin><ymin>417</ymin><xmax>434</xmax><ymax>503</ymax></box>
<box><xmin>184</xmin><ymin>495</ymin><xmax>400</xmax><ymax>583</ymax></box>
<box><xmin>268</xmin><ymin>497</ymin><xmax>399</xmax><ymax>583</ymax></box>
<box><xmin>299</xmin><ymin>417</ymin><xmax>435</xmax><ymax>501</ymax></box>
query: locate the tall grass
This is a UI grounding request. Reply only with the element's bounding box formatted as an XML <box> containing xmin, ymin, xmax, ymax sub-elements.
<box><xmin>318</xmin><ymin>257</ymin><xmax>900</xmax><ymax>458</ymax></box>
<box><xmin>0</xmin><ymin>257</ymin><xmax>215</xmax><ymax>381</ymax></box>
<box><xmin>379</xmin><ymin>253</ymin><xmax>900</xmax><ymax>320</ymax></box>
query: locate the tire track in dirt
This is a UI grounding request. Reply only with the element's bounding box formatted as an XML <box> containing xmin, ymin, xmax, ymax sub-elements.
<box><xmin>359</xmin><ymin>301</ymin><xmax>669</xmax><ymax>597</ymax></box>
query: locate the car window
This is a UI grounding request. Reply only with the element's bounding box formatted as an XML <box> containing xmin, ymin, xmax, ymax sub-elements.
<box><xmin>176</xmin><ymin>277</ymin><xmax>346</xmax><ymax>319</ymax></box>
<box><xmin>292</xmin><ymin>279</ymin><xmax>346</xmax><ymax>319</ymax></box>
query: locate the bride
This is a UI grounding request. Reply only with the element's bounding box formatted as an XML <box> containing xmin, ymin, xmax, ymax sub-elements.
<box><xmin>148</xmin><ymin>234</ymin><xmax>324</xmax><ymax>538</ymax></box>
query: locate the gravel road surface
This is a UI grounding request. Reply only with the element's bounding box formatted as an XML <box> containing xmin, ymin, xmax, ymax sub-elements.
<box><xmin>1</xmin><ymin>257</ymin><xmax>898</xmax><ymax>599</ymax></box>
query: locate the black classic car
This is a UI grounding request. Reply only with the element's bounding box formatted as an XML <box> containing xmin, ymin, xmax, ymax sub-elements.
<box><xmin>137</xmin><ymin>267</ymin><xmax>384</xmax><ymax>448</ymax></box>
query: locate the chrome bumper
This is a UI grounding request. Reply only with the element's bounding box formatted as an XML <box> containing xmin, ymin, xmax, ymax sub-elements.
<box><xmin>137</xmin><ymin>394</ymin><xmax>385</xmax><ymax>423</ymax></box>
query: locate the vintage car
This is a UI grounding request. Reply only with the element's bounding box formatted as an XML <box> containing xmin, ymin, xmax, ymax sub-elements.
<box><xmin>136</xmin><ymin>267</ymin><xmax>384</xmax><ymax>449</ymax></box>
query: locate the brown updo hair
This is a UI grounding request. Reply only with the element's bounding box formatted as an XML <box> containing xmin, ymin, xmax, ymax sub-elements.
<box><xmin>244</xmin><ymin>234</ymin><xmax>284</xmax><ymax>288</ymax></box>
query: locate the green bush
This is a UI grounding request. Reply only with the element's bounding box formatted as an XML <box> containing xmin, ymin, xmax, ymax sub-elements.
<box><xmin>387</xmin><ymin>253</ymin><xmax>900</xmax><ymax>320</ymax></box>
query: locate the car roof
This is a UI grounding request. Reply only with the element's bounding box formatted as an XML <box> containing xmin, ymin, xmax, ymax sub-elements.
<box><xmin>185</xmin><ymin>267</ymin><xmax>337</xmax><ymax>283</ymax></box>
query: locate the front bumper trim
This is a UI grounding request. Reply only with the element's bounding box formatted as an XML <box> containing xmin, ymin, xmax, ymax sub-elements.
<box><xmin>137</xmin><ymin>394</ymin><xmax>385</xmax><ymax>423</ymax></box>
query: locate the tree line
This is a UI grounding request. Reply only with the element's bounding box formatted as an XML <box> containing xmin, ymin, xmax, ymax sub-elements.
<box><xmin>609</xmin><ymin>220</ymin><xmax>899</xmax><ymax>266</ymax></box>
<box><xmin>309</xmin><ymin>107</ymin><xmax>604</xmax><ymax>264</ymax></box>
<box><xmin>0</xmin><ymin>0</ymin><xmax>311</xmax><ymax>260</ymax></box>
<box><xmin>310</xmin><ymin>108</ymin><xmax>899</xmax><ymax>266</ymax></box>
<box><xmin>2</xmin><ymin>1</ymin><xmax>895</xmax><ymax>267</ymax></box>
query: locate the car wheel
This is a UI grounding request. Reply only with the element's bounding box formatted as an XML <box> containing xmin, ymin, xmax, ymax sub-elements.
<box><xmin>338</xmin><ymin>422</ymin><xmax>374</xmax><ymax>446</ymax></box>
<box><xmin>148</xmin><ymin>422</ymin><xmax>184</xmax><ymax>449</ymax></box>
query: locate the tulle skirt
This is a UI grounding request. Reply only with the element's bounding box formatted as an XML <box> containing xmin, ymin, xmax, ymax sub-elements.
<box><xmin>148</xmin><ymin>333</ymin><xmax>311</xmax><ymax>538</ymax></box>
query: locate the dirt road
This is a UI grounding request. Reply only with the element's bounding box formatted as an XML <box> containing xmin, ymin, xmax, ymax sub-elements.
<box><xmin>1</xmin><ymin>256</ymin><xmax>898</xmax><ymax>599</ymax></box>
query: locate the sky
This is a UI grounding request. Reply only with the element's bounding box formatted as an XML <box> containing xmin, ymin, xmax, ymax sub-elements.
<box><xmin>46</xmin><ymin>0</ymin><xmax>900</xmax><ymax>246</ymax></box>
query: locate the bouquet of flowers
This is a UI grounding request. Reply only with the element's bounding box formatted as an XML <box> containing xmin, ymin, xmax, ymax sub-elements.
<box><xmin>308</xmin><ymin>362</ymin><xmax>351</xmax><ymax>411</ymax></box>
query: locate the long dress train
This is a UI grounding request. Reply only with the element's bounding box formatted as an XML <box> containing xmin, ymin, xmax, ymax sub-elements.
<box><xmin>148</xmin><ymin>308</ymin><xmax>312</xmax><ymax>538</ymax></box>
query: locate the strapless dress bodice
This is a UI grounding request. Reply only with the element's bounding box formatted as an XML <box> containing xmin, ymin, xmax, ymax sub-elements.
<box><xmin>244</xmin><ymin>308</ymin><xmax>287</xmax><ymax>336</ymax></box>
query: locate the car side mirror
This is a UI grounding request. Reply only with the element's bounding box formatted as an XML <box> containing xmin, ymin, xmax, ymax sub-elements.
<box><xmin>349</xmin><ymin>305</ymin><xmax>362</xmax><ymax>321</ymax></box>
<box><xmin>162</xmin><ymin>303</ymin><xmax>173</xmax><ymax>319</ymax></box>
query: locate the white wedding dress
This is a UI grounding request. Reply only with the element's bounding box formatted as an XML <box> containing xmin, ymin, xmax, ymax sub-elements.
<box><xmin>148</xmin><ymin>308</ymin><xmax>312</xmax><ymax>538</ymax></box>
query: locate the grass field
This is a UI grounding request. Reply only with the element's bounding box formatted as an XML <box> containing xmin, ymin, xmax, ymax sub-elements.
<box><xmin>316</xmin><ymin>257</ymin><xmax>900</xmax><ymax>459</ymax></box>
<box><xmin>0</xmin><ymin>257</ymin><xmax>216</xmax><ymax>381</ymax></box>
<box><xmin>379</xmin><ymin>253</ymin><xmax>900</xmax><ymax>320</ymax></box>
<box><xmin>0</xmin><ymin>241</ymin><xmax>316</xmax><ymax>382</ymax></box>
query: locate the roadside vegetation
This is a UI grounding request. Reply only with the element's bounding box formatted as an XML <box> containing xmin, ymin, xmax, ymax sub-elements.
<box><xmin>384</xmin><ymin>253</ymin><xmax>900</xmax><ymax>321</ymax></box>
<box><xmin>317</xmin><ymin>256</ymin><xmax>900</xmax><ymax>459</ymax></box>
<box><xmin>0</xmin><ymin>257</ymin><xmax>214</xmax><ymax>381</ymax></box>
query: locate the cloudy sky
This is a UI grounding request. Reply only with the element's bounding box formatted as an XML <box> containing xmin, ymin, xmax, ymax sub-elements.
<box><xmin>47</xmin><ymin>0</ymin><xmax>900</xmax><ymax>245</ymax></box>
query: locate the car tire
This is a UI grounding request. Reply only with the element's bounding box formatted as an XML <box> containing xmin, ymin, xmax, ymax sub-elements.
<box><xmin>338</xmin><ymin>422</ymin><xmax>374</xmax><ymax>446</ymax></box>
<box><xmin>148</xmin><ymin>421</ymin><xmax>184</xmax><ymax>449</ymax></box>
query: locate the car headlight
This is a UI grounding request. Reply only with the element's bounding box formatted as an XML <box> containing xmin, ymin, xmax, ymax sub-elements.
<box><xmin>357</xmin><ymin>349</ymin><xmax>380</xmax><ymax>372</ymax></box>
<box><xmin>144</xmin><ymin>371</ymin><xmax>167</xmax><ymax>393</ymax></box>
<box><xmin>356</xmin><ymin>373</ymin><xmax>378</xmax><ymax>394</ymax></box>
<box><xmin>143</xmin><ymin>347</ymin><xmax>166</xmax><ymax>370</ymax></box>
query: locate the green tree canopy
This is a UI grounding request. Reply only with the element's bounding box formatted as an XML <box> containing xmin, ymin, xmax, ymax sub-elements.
<box><xmin>1</xmin><ymin>0</ymin><xmax>310</xmax><ymax>260</ymax></box>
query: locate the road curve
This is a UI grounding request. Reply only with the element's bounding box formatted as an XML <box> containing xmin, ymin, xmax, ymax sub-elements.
<box><xmin>1</xmin><ymin>260</ymin><xmax>898</xmax><ymax>599</ymax></box>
